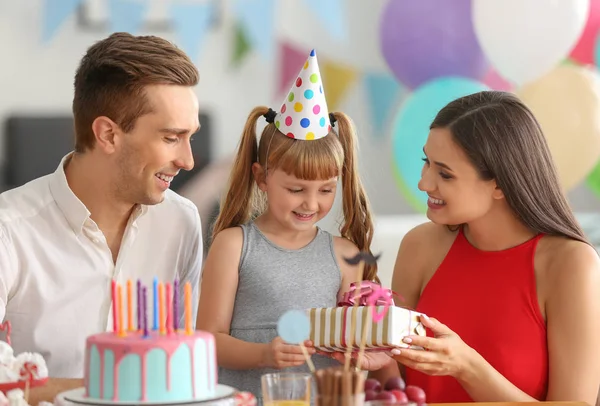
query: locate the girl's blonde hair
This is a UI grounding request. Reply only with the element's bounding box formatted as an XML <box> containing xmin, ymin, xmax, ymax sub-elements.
<box><xmin>212</xmin><ymin>106</ymin><xmax>378</xmax><ymax>282</ymax></box>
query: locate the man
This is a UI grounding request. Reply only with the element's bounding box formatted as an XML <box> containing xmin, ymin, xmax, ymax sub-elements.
<box><xmin>0</xmin><ymin>32</ymin><xmax>203</xmax><ymax>403</ymax></box>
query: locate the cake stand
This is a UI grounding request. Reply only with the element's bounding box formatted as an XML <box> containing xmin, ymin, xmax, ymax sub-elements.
<box><xmin>55</xmin><ymin>386</ymin><xmax>238</xmax><ymax>406</ymax></box>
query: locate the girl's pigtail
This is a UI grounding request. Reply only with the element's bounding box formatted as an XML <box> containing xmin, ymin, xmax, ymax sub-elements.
<box><xmin>333</xmin><ymin>112</ymin><xmax>379</xmax><ymax>283</ymax></box>
<box><xmin>211</xmin><ymin>106</ymin><xmax>270</xmax><ymax>240</ymax></box>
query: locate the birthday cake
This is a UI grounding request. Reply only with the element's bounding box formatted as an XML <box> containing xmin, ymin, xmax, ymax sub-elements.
<box><xmin>83</xmin><ymin>280</ymin><xmax>217</xmax><ymax>403</ymax></box>
<box><xmin>84</xmin><ymin>330</ymin><xmax>216</xmax><ymax>402</ymax></box>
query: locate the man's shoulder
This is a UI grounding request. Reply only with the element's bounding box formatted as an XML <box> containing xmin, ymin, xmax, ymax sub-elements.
<box><xmin>0</xmin><ymin>175</ymin><xmax>54</xmax><ymax>226</ymax></box>
<box><xmin>147</xmin><ymin>189</ymin><xmax>201</xmax><ymax>228</ymax></box>
<box><xmin>160</xmin><ymin>189</ymin><xmax>200</xmax><ymax>217</ymax></box>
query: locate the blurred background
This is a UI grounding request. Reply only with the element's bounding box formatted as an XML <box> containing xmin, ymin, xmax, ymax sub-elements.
<box><xmin>1</xmin><ymin>0</ymin><xmax>599</xmax><ymax>286</ymax></box>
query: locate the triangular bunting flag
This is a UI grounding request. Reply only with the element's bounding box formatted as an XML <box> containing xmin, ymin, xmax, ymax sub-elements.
<box><xmin>302</xmin><ymin>0</ymin><xmax>346</xmax><ymax>41</ymax></box>
<box><xmin>232</xmin><ymin>0</ymin><xmax>275</xmax><ymax>60</ymax></box>
<box><xmin>586</xmin><ymin>160</ymin><xmax>600</xmax><ymax>198</ymax></box>
<box><xmin>231</xmin><ymin>23</ymin><xmax>252</xmax><ymax>69</ymax></box>
<box><xmin>168</xmin><ymin>2</ymin><xmax>214</xmax><ymax>63</ymax></box>
<box><xmin>561</xmin><ymin>58</ymin><xmax>578</xmax><ymax>66</ymax></box>
<box><xmin>108</xmin><ymin>0</ymin><xmax>149</xmax><ymax>35</ymax></box>
<box><xmin>320</xmin><ymin>59</ymin><xmax>358</xmax><ymax>111</ymax></box>
<box><xmin>364</xmin><ymin>72</ymin><xmax>403</xmax><ymax>139</ymax></box>
<box><xmin>42</xmin><ymin>0</ymin><xmax>84</xmax><ymax>43</ymax></box>
<box><xmin>276</xmin><ymin>41</ymin><xmax>310</xmax><ymax>99</ymax></box>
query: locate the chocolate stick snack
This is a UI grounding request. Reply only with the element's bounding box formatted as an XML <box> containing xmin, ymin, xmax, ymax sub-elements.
<box><xmin>314</xmin><ymin>366</ymin><xmax>366</xmax><ymax>406</ymax></box>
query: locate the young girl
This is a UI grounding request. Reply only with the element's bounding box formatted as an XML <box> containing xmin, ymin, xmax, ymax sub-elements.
<box><xmin>196</xmin><ymin>50</ymin><xmax>388</xmax><ymax>400</ymax></box>
<box><xmin>386</xmin><ymin>91</ymin><xmax>600</xmax><ymax>405</ymax></box>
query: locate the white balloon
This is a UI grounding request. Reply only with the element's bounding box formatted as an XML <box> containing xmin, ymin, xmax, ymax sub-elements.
<box><xmin>472</xmin><ymin>0</ymin><xmax>590</xmax><ymax>86</ymax></box>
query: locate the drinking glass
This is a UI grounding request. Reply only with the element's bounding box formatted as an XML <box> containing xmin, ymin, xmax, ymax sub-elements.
<box><xmin>261</xmin><ymin>372</ymin><xmax>312</xmax><ymax>406</ymax></box>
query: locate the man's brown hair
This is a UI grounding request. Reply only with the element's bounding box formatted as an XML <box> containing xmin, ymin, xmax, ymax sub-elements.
<box><xmin>72</xmin><ymin>32</ymin><xmax>199</xmax><ymax>152</ymax></box>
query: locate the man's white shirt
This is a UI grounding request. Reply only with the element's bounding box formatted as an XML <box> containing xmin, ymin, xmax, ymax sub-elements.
<box><xmin>0</xmin><ymin>154</ymin><xmax>203</xmax><ymax>378</ymax></box>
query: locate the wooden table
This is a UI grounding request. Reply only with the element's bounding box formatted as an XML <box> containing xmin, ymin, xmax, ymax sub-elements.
<box><xmin>430</xmin><ymin>403</ymin><xmax>588</xmax><ymax>406</ymax></box>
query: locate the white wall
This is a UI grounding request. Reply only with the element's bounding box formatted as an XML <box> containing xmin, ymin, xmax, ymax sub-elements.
<box><xmin>0</xmin><ymin>1</ymin><xmax>598</xmax><ymax>258</ymax></box>
<box><xmin>370</xmin><ymin>215</ymin><xmax>429</xmax><ymax>288</ymax></box>
<box><xmin>1</xmin><ymin>0</ymin><xmax>598</xmax><ymax>216</ymax></box>
<box><xmin>0</xmin><ymin>0</ymin><xmax>426</xmax><ymax>214</ymax></box>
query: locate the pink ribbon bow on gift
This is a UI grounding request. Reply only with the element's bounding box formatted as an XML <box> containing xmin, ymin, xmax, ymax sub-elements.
<box><xmin>337</xmin><ymin>281</ymin><xmax>404</xmax><ymax>322</ymax></box>
<box><xmin>337</xmin><ymin>281</ymin><xmax>397</xmax><ymax>306</ymax></box>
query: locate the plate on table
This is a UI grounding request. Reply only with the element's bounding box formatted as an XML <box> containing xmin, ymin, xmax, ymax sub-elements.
<box><xmin>61</xmin><ymin>385</ymin><xmax>237</xmax><ymax>406</ymax></box>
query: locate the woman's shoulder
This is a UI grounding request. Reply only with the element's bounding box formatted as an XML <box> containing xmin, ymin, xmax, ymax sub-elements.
<box><xmin>401</xmin><ymin>221</ymin><xmax>458</xmax><ymax>255</ymax></box>
<box><xmin>392</xmin><ymin>222</ymin><xmax>459</xmax><ymax>306</ymax></box>
<box><xmin>536</xmin><ymin>235</ymin><xmax>600</xmax><ymax>283</ymax></box>
<box><xmin>535</xmin><ymin>236</ymin><xmax>599</xmax><ymax>315</ymax></box>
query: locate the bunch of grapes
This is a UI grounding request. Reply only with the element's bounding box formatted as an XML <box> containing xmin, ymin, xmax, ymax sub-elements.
<box><xmin>364</xmin><ymin>376</ymin><xmax>426</xmax><ymax>405</ymax></box>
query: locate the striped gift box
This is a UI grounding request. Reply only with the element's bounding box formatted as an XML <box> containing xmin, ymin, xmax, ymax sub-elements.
<box><xmin>307</xmin><ymin>306</ymin><xmax>426</xmax><ymax>352</ymax></box>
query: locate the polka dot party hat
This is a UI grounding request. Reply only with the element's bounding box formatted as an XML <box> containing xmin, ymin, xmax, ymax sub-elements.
<box><xmin>274</xmin><ymin>49</ymin><xmax>331</xmax><ymax>140</ymax></box>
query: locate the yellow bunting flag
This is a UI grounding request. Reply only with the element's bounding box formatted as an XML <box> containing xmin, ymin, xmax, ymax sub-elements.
<box><xmin>320</xmin><ymin>59</ymin><xmax>359</xmax><ymax>111</ymax></box>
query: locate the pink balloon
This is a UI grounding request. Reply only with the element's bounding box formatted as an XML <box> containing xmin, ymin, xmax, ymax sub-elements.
<box><xmin>481</xmin><ymin>68</ymin><xmax>513</xmax><ymax>91</ymax></box>
<box><xmin>570</xmin><ymin>0</ymin><xmax>600</xmax><ymax>65</ymax></box>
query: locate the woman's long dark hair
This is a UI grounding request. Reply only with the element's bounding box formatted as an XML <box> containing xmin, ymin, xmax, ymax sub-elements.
<box><xmin>431</xmin><ymin>91</ymin><xmax>589</xmax><ymax>245</ymax></box>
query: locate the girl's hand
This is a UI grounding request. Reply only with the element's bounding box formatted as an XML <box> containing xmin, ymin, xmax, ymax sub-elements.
<box><xmin>391</xmin><ymin>314</ymin><xmax>475</xmax><ymax>379</ymax></box>
<box><xmin>264</xmin><ymin>337</ymin><xmax>315</xmax><ymax>369</ymax></box>
<box><xmin>330</xmin><ymin>351</ymin><xmax>395</xmax><ymax>371</ymax></box>
<box><xmin>316</xmin><ymin>348</ymin><xmax>394</xmax><ymax>371</ymax></box>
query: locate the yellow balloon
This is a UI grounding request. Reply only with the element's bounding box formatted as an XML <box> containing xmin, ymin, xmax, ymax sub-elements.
<box><xmin>515</xmin><ymin>65</ymin><xmax>600</xmax><ymax>191</ymax></box>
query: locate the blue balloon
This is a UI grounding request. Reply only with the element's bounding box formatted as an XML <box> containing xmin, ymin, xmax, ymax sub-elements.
<box><xmin>392</xmin><ymin>77</ymin><xmax>489</xmax><ymax>211</ymax></box>
<box><xmin>595</xmin><ymin>33</ymin><xmax>600</xmax><ymax>68</ymax></box>
<box><xmin>277</xmin><ymin>310</ymin><xmax>310</xmax><ymax>344</ymax></box>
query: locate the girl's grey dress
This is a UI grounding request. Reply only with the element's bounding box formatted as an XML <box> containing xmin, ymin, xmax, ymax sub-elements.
<box><xmin>218</xmin><ymin>221</ymin><xmax>341</xmax><ymax>403</ymax></box>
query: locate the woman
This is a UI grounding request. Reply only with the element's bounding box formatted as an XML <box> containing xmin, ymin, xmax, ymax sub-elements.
<box><xmin>388</xmin><ymin>91</ymin><xmax>600</xmax><ymax>404</ymax></box>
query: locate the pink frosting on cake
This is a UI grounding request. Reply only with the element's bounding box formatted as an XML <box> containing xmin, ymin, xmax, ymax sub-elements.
<box><xmin>84</xmin><ymin>330</ymin><xmax>215</xmax><ymax>401</ymax></box>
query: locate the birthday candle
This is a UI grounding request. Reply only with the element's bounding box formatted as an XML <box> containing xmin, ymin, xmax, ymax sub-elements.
<box><xmin>137</xmin><ymin>280</ymin><xmax>141</xmax><ymax>331</ymax></box>
<box><xmin>173</xmin><ymin>278</ymin><xmax>179</xmax><ymax>331</ymax></box>
<box><xmin>153</xmin><ymin>277</ymin><xmax>158</xmax><ymax>330</ymax></box>
<box><xmin>158</xmin><ymin>283</ymin><xmax>165</xmax><ymax>335</ymax></box>
<box><xmin>166</xmin><ymin>283</ymin><xmax>173</xmax><ymax>334</ymax></box>
<box><xmin>111</xmin><ymin>280</ymin><xmax>117</xmax><ymax>333</ymax></box>
<box><xmin>185</xmin><ymin>282</ymin><xmax>192</xmax><ymax>335</ymax></box>
<box><xmin>127</xmin><ymin>280</ymin><xmax>133</xmax><ymax>331</ymax></box>
<box><xmin>117</xmin><ymin>284</ymin><xmax>125</xmax><ymax>337</ymax></box>
<box><xmin>142</xmin><ymin>286</ymin><xmax>149</xmax><ymax>337</ymax></box>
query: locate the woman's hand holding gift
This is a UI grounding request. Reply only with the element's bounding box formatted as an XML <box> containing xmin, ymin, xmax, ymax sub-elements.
<box><xmin>391</xmin><ymin>314</ymin><xmax>477</xmax><ymax>379</ymax></box>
